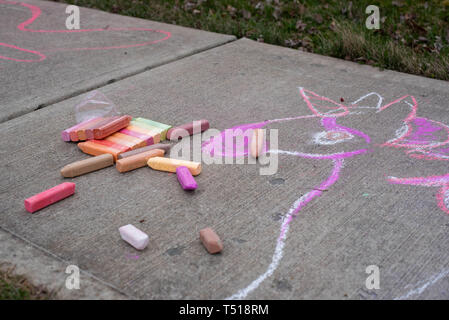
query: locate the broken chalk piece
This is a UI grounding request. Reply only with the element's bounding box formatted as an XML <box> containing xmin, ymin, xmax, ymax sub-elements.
<box><xmin>119</xmin><ymin>224</ymin><xmax>149</xmax><ymax>250</ymax></box>
<box><xmin>166</xmin><ymin>119</ymin><xmax>210</xmax><ymax>141</ymax></box>
<box><xmin>24</xmin><ymin>182</ymin><xmax>75</xmax><ymax>213</ymax></box>
<box><xmin>199</xmin><ymin>228</ymin><xmax>223</xmax><ymax>254</ymax></box>
<box><xmin>116</xmin><ymin>149</ymin><xmax>165</xmax><ymax>173</ymax></box>
<box><xmin>117</xmin><ymin>143</ymin><xmax>172</xmax><ymax>160</ymax></box>
<box><xmin>176</xmin><ymin>166</ymin><xmax>198</xmax><ymax>190</ymax></box>
<box><xmin>147</xmin><ymin>157</ymin><xmax>201</xmax><ymax>176</ymax></box>
<box><xmin>250</xmin><ymin>128</ymin><xmax>264</xmax><ymax>158</ymax></box>
<box><xmin>60</xmin><ymin>154</ymin><xmax>114</xmax><ymax>178</ymax></box>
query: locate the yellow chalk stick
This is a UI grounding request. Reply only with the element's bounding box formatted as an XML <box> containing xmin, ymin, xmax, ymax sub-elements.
<box><xmin>147</xmin><ymin>157</ymin><xmax>201</xmax><ymax>176</ymax></box>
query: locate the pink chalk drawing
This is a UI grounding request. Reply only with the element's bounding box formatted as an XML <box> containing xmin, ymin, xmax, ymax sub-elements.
<box><xmin>201</xmin><ymin>87</ymin><xmax>449</xmax><ymax>299</ymax></box>
<box><xmin>125</xmin><ymin>253</ymin><xmax>140</xmax><ymax>260</ymax></box>
<box><xmin>0</xmin><ymin>0</ymin><xmax>171</xmax><ymax>62</ymax></box>
<box><xmin>388</xmin><ymin>175</ymin><xmax>449</xmax><ymax>214</ymax></box>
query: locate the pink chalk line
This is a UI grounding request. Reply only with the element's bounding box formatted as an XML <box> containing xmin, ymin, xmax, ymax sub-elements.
<box><xmin>388</xmin><ymin>174</ymin><xmax>449</xmax><ymax>214</ymax></box>
<box><xmin>0</xmin><ymin>1</ymin><xmax>171</xmax><ymax>62</ymax></box>
<box><xmin>388</xmin><ymin>174</ymin><xmax>449</xmax><ymax>187</ymax></box>
<box><xmin>299</xmin><ymin>87</ymin><xmax>349</xmax><ymax>118</ymax></box>
<box><xmin>125</xmin><ymin>253</ymin><xmax>140</xmax><ymax>260</ymax></box>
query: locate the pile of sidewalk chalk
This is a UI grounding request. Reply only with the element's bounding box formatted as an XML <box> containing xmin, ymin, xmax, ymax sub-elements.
<box><xmin>22</xmin><ymin>114</ymin><xmax>250</xmax><ymax>255</ymax></box>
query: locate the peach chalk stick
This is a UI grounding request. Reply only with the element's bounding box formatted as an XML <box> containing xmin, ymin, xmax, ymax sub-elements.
<box><xmin>199</xmin><ymin>228</ymin><xmax>223</xmax><ymax>254</ymax></box>
<box><xmin>116</xmin><ymin>149</ymin><xmax>165</xmax><ymax>173</ymax></box>
<box><xmin>60</xmin><ymin>154</ymin><xmax>114</xmax><ymax>178</ymax></box>
<box><xmin>24</xmin><ymin>182</ymin><xmax>75</xmax><ymax>213</ymax></box>
<box><xmin>119</xmin><ymin>224</ymin><xmax>149</xmax><ymax>250</ymax></box>
<box><xmin>93</xmin><ymin>115</ymin><xmax>131</xmax><ymax>139</ymax></box>
<box><xmin>78</xmin><ymin>140</ymin><xmax>129</xmax><ymax>161</ymax></box>
<box><xmin>250</xmin><ymin>128</ymin><xmax>264</xmax><ymax>158</ymax></box>
<box><xmin>167</xmin><ymin>119</ymin><xmax>210</xmax><ymax>141</ymax></box>
<box><xmin>117</xmin><ymin>143</ymin><xmax>172</xmax><ymax>160</ymax></box>
<box><xmin>147</xmin><ymin>157</ymin><xmax>201</xmax><ymax>176</ymax></box>
<box><xmin>176</xmin><ymin>166</ymin><xmax>197</xmax><ymax>190</ymax></box>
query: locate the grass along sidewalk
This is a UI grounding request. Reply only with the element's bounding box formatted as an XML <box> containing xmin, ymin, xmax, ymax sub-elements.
<box><xmin>54</xmin><ymin>0</ymin><xmax>449</xmax><ymax>81</ymax></box>
<box><xmin>0</xmin><ymin>265</ymin><xmax>53</xmax><ymax>300</ymax></box>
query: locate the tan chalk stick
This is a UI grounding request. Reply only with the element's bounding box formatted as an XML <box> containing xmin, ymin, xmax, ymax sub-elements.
<box><xmin>250</xmin><ymin>128</ymin><xmax>264</xmax><ymax>158</ymax></box>
<box><xmin>199</xmin><ymin>228</ymin><xmax>223</xmax><ymax>254</ymax></box>
<box><xmin>116</xmin><ymin>149</ymin><xmax>165</xmax><ymax>173</ymax></box>
<box><xmin>117</xmin><ymin>143</ymin><xmax>172</xmax><ymax>160</ymax></box>
<box><xmin>60</xmin><ymin>154</ymin><xmax>114</xmax><ymax>178</ymax></box>
<box><xmin>147</xmin><ymin>157</ymin><xmax>201</xmax><ymax>176</ymax></box>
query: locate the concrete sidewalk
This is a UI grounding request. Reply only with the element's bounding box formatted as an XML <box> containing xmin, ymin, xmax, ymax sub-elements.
<box><xmin>0</xmin><ymin>0</ymin><xmax>234</xmax><ymax>123</ymax></box>
<box><xmin>1</xmin><ymin>6</ymin><xmax>449</xmax><ymax>299</ymax></box>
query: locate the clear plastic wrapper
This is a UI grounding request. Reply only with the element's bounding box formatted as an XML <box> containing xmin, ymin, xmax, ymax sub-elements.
<box><xmin>74</xmin><ymin>90</ymin><xmax>120</xmax><ymax>124</ymax></box>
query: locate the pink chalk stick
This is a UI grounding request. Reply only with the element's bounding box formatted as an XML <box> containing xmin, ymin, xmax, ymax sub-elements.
<box><xmin>119</xmin><ymin>224</ymin><xmax>149</xmax><ymax>250</ymax></box>
<box><xmin>120</xmin><ymin>129</ymin><xmax>154</xmax><ymax>145</ymax></box>
<box><xmin>24</xmin><ymin>182</ymin><xmax>75</xmax><ymax>213</ymax></box>
<box><xmin>176</xmin><ymin>166</ymin><xmax>197</xmax><ymax>190</ymax></box>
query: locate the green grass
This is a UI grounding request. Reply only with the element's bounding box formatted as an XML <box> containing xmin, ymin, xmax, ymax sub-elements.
<box><xmin>54</xmin><ymin>0</ymin><xmax>449</xmax><ymax>80</ymax></box>
<box><xmin>0</xmin><ymin>267</ymin><xmax>53</xmax><ymax>300</ymax></box>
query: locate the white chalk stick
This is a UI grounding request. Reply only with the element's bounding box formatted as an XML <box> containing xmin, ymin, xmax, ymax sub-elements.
<box><xmin>118</xmin><ymin>224</ymin><xmax>149</xmax><ymax>250</ymax></box>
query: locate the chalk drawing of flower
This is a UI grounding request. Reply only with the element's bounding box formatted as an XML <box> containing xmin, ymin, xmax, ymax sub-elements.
<box><xmin>202</xmin><ymin>87</ymin><xmax>449</xmax><ymax>299</ymax></box>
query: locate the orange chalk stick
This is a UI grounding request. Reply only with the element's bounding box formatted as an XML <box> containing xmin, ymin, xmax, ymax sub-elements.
<box><xmin>92</xmin><ymin>139</ymin><xmax>130</xmax><ymax>153</ymax></box>
<box><xmin>116</xmin><ymin>149</ymin><xmax>165</xmax><ymax>173</ymax></box>
<box><xmin>78</xmin><ymin>140</ymin><xmax>130</xmax><ymax>161</ymax></box>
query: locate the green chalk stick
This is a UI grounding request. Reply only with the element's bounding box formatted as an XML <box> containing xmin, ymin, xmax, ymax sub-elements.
<box><xmin>134</xmin><ymin>118</ymin><xmax>172</xmax><ymax>140</ymax></box>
